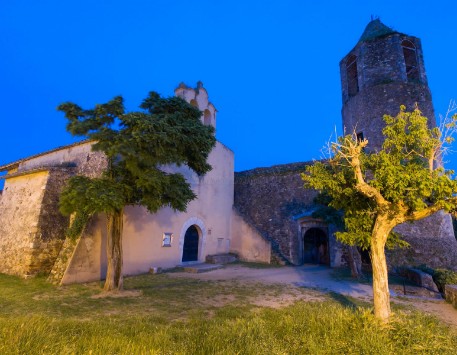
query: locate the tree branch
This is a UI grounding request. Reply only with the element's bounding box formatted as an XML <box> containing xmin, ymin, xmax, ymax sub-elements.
<box><xmin>403</xmin><ymin>197</ymin><xmax>457</xmax><ymax>222</ymax></box>
<box><xmin>340</xmin><ymin>136</ymin><xmax>389</xmax><ymax>207</ymax></box>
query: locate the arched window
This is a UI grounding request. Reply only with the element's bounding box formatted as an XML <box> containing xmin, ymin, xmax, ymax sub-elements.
<box><xmin>346</xmin><ymin>54</ymin><xmax>359</xmax><ymax>97</ymax></box>
<box><xmin>190</xmin><ymin>99</ymin><xmax>198</xmax><ymax>108</ymax></box>
<box><xmin>203</xmin><ymin>109</ymin><xmax>212</xmax><ymax>125</ymax></box>
<box><xmin>402</xmin><ymin>39</ymin><xmax>419</xmax><ymax>81</ymax></box>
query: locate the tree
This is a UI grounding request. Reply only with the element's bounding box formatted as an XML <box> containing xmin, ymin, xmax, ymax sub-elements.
<box><xmin>302</xmin><ymin>106</ymin><xmax>457</xmax><ymax>322</ymax></box>
<box><xmin>58</xmin><ymin>92</ymin><xmax>216</xmax><ymax>291</ymax></box>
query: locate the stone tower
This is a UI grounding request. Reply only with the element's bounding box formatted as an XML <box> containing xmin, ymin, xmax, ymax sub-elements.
<box><xmin>339</xmin><ymin>19</ymin><xmax>457</xmax><ymax>270</ymax></box>
<box><xmin>340</xmin><ymin>19</ymin><xmax>435</xmax><ymax>151</ymax></box>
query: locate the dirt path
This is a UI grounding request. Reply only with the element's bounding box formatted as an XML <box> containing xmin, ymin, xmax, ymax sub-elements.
<box><xmin>169</xmin><ymin>264</ymin><xmax>457</xmax><ymax>331</ymax></box>
<box><xmin>393</xmin><ymin>298</ymin><xmax>457</xmax><ymax>331</ymax></box>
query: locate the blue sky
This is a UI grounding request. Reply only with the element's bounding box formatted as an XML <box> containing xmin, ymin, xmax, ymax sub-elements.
<box><xmin>1</xmin><ymin>0</ymin><xmax>456</xmax><ymax>174</ymax></box>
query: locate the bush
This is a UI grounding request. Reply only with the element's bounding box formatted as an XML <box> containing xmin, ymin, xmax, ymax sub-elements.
<box><xmin>433</xmin><ymin>269</ymin><xmax>457</xmax><ymax>293</ymax></box>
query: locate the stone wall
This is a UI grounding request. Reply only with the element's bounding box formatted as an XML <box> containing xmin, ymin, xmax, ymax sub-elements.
<box><xmin>0</xmin><ymin>168</ymin><xmax>75</xmax><ymax>276</ymax></box>
<box><xmin>388</xmin><ymin>212</ymin><xmax>457</xmax><ymax>271</ymax></box>
<box><xmin>0</xmin><ymin>170</ymin><xmax>49</xmax><ymax>276</ymax></box>
<box><xmin>0</xmin><ymin>141</ymin><xmax>108</xmax><ymax>278</ymax></box>
<box><xmin>27</xmin><ymin>168</ymin><xmax>74</xmax><ymax>275</ymax></box>
<box><xmin>234</xmin><ymin>162</ymin><xmax>319</xmax><ymax>265</ymax></box>
<box><xmin>342</xmin><ymin>82</ymin><xmax>435</xmax><ymax>152</ymax></box>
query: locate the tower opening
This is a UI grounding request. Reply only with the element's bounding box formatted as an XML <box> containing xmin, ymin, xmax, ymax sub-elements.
<box><xmin>402</xmin><ymin>40</ymin><xmax>419</xmax><ymax>82</ymax></box>
<box><xmin>203</xmin><ymin>109</ymin><xmax>212</xmax><ymax>125</ymax></box>
<box><xmin>190</xmin><ymin>99</ymin><xmax>198</xmax><ymax>108</ymax></box>
<box><xmin>346</xmin><ymin>54</ymin><xmax>359</xmax><ymax>97</ymax></box>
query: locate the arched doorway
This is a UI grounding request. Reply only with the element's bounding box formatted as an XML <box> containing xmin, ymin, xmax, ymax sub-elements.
<box><xmin>303</xmin><ymin>228</ymin><xmax>329</xmax><ymax>265</ymax></box>
<box><xmin>182</xmin><ymin>225</ymin><xmax>199</xmax><ymax>262</ymax></box>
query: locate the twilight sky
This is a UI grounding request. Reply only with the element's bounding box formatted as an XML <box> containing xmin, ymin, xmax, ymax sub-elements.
<box><xmin>1</xmin><ymin>0</ymin><xmax>456</xmax><ymax>174</ymax></box>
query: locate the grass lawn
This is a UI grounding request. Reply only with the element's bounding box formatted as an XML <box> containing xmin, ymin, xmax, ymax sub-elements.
<box><xmin>1</xmin><ymin>271</ymin><xmax>456</xmax><ymax>354</ymax></box>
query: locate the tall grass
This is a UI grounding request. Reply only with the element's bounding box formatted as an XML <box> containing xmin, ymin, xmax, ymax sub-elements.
<box><xmin>0</xmin><ymin>273</ymin><xmax>456</xmax><ymax>354</ymax></box>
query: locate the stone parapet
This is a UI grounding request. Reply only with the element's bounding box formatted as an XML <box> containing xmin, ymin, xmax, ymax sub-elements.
<box><xmin>399</xmin><ymin>267</ymin><xmax>439</xmax><ymax>292</ymax></box>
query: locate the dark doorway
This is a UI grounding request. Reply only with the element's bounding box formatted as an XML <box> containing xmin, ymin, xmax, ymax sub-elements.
<box><xmin>303</xmin><ymin>228</ymin><xmax>329</xmax><ymax>265</ymax></box>
<box><xmin>359</xmin><ymin>247</ymin><xmax>371</xmax><ymax>265</ymax></box>
<box><xmin>182</xmin><ymin>225</ymin><xmax>199</xmax><ymax>262</ymax></box>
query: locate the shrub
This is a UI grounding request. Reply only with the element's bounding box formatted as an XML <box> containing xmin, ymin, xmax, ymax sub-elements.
<box><xmin>433</xmin><ymin>269</ymin><xmax>457</xmax><ymax>293</ymax></box>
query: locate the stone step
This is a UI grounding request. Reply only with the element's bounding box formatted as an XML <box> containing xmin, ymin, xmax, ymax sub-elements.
<box><xmin>205</xmin><ymin>254</ymin><xmax>238</xmax><ymax>264</ymax></box>
<box><xmin>182</xmin><ymin>263</ymin><xmax>223</xmax><ymax>273</ymax></box>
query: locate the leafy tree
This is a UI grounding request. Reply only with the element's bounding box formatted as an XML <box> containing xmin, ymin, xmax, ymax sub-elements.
<box><xmin>58</xmin><ymin>92</ymin><xmax>216</xmax><ymax>291</ymax></box>
<box><xmin>302</xmin><ymin>106</ymin><xmax>457</xmax><ymax>322</ymax></box>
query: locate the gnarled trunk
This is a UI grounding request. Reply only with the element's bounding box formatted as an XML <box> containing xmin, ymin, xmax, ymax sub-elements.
<box><xmin>104</xmin><ymin>208</ymin><xmax>124</xmax><ymax>291</ymax></box>
<box><xmin>370</xmin><ymin>216</ymin><xmax>394</xmax><ymax>323</ymax></box>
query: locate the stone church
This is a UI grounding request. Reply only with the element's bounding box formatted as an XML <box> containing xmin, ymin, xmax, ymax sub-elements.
<box><xmin>1</xmin><ymin>19</ymin><xmax>456</xmax><ymax>284</ymax></box>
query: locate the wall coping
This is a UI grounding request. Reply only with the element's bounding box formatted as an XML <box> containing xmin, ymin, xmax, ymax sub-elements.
<box><xmin>0</xmin><ymin>139</ymin><xmax>93</xmax><ymax>172</ymax></box>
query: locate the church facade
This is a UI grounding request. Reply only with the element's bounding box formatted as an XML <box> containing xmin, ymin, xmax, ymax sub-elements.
<box><xmin>1</xmin><ymin>20</ymin><xmax>456</xmax><ymax>284</ymax></box>
<box><xmin>0</xmin><ymin>83</ymin><xmax>270</xmax><ymax>284</ymax></box>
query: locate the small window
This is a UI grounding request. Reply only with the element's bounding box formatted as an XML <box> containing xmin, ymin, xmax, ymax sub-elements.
<box><xmin>162</xmin><ymin>232</ymin><xmax>173</xmax><ymax>247</ymax></box>
<box><xmin>346</xmin><ymin>54</ymin><xmax>359</xmax><ymax>97</ymax></box>
<box><xmin>356</xmin><ymin>132</ymin><xmax>364</xmax><ymax>142</ymax></box>
<box><xmin>357</xmin><ymin>132</ymin><xmax>366</xmax><ymax>152</ymax></box>
<box><xmin>402</xmin><ymin>40</ymin><xmax>419</xmax><ymax>81</ymax></box>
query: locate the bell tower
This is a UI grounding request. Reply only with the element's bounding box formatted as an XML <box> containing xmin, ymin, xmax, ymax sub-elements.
<box><xmin>174</xmin><ymin>81</ymin><xmax>217</xmax><ymax>130</ymax></box>
<box><xmin>339</xmin><ymin>19</ymin><xmax>457</xmax><ymax>270</ymax></box>
<box><xmin>340</xmin><ymin>19</ymin><xmax>435</xmax><ymax>151</ymax></box>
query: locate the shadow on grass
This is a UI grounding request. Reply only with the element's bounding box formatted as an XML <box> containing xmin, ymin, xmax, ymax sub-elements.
<box><xmin>327</xmin><ymin>291</ymin><xmax>358</xmax><ymax>309</ymax></box>
<box><xmin>330</xmin><ymin>267</ymin><xmax>372</xmax><ymax>284</ymax></box>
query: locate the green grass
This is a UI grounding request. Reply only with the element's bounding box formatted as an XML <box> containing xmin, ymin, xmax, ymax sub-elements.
<box><xmin>0</xmin><ymin>272</ymin><xmax>456</xmax><ymax>354</ymax></box>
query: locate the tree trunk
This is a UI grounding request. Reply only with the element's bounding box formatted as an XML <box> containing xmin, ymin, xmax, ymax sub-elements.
<box><xmin>370</xmin><ymin>218</ymin><xmax>393</xmax><ymax>323</ymax></box>
<box><xmin>104</xmin><ymin>208</ymin><xmax>124</xmax><ymax>291</ymax></box>
<box><xmin>348</xmin><ymin>246</ymin><xmax>363</xmax><ymax>279</ymax></box>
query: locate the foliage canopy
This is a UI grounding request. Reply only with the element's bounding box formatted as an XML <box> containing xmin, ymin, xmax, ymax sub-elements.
<box><xmin>58</xmin><ymin>92</ymin><xmax>216</xmax><ymax>224</ymax></box>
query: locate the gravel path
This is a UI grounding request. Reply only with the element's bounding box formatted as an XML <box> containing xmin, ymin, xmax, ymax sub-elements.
<box><xmin>169</xmin><ymin>264</ymin><xmax>457</xmax><ymax>331</ymax></box>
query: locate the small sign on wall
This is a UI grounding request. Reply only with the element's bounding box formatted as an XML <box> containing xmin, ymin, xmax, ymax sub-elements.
<box><xmin>162</xmin><ymin>232</ymin><xmax>173</xmax><ymax>247</ymax></box>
